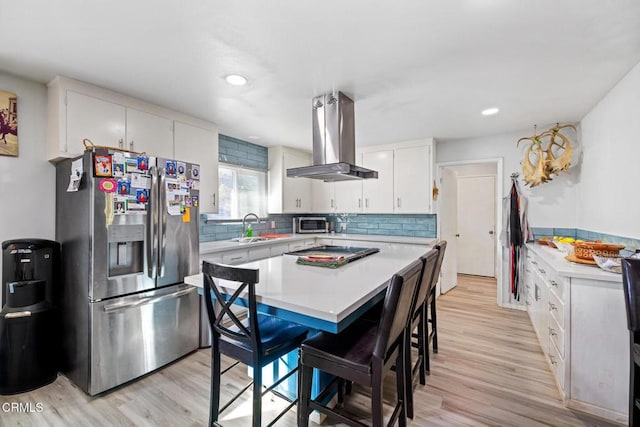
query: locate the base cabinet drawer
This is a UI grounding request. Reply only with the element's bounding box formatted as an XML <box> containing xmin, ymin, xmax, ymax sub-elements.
<box><xmin>549</xmin><ymin>340</ymin><xmax>565</xmax><ymax>391</ymax></box>
<box><xmin>222</xmin><ymin>250</ymin><xmax>249</xmax><ymax>265</ymax></box>
<box><xmin>549</xmin><ymin>315</ymin><xmax>565</xmax><ymax>358</ymax></box>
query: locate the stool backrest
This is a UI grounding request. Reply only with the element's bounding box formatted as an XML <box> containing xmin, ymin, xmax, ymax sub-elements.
<box><xmin>414</xmin><ymin>249</ymin><xmax>439</xmax><ymax>314</ymax></box>
<box><xmin>429</xmin><ymin>240</ymin><xmax>447</xmax><ymax>293</ymax></box>
<box><xmin>202</xmin><ymin>261</ymin><xmax>262</xmax><ymax>351</ymax></box>
<box><xmin>373</xmin><ymin>259</ymin><xmax>423</xmax><ymax>360</ymax></box>
<box><xmin>622</xmin><ymin>258</ymin><xmax>640</xmax><ymax>331</ymax></box>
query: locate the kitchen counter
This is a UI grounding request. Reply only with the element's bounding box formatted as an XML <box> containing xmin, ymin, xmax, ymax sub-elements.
<box><xmin>526</xmin><ymin>243</ymin><xmax>622</xmax><ymax>283</ymax></box>
<box><xmin>200</xmin><ymin>233</ymin><xmax>434</xmax><ymax>255</ymax></box>
<box><xmin>186</xmin><ymin>243</ymin><xmax>429</xmax><ymax>333</ymax></box>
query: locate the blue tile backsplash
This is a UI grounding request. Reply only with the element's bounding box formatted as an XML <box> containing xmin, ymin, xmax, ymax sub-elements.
<box><xmin>218</xmin><ymin>134</ymin><xmax>268</xmax><ymax>170</ymax></box>
<box><xmin>531</xmin><ymin>227</ymin><xmax>640</xmax><ymax>257</ymax></box>
<box><xmin>200</xmin><ymin>213</ymin><xmax>437</xmax><ymax>243</ymax></box>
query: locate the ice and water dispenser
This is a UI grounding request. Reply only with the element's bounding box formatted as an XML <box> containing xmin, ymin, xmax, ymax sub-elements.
<box><xmin>0</xmin><ymin>239</ymin><xmax>60</xmax><ymax>394</ymax></box>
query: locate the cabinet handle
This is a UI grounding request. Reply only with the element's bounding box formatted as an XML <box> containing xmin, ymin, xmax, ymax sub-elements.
<box><xmin>330</xmin><ymin>199</ymin><xmax>334</xmax><ymax>208</ymax></box>
<box><xmin>365</xmin><ymin>198</ymin><xmax>369</xmax><ymax>208</ymax></box>
<box><xmin>531</xmin><ymin>260</ymin><xmax>538</xmax><ymax>265</ymax></box>
<box><xmin>538</xmin><ymin>268</ymin><xmax>546</xmax><ymax>274</ymax></box>
<box><xmin>550</xmin><ymin>280</ymin><xmax>558</xmax><ymax>287</ymax></box>
<box><xmin>129</xmin><ymin>140</ymin><xmax>134</xmax><ymax>151</ymax></box>
<box><xmin>397</xmin><ymin>197</ymin><xmax>401</xmax><ymax>208</ymax></box>
<box><xmin>118</xmin><ymin>138</ymin><xmax>124</xmax><ymax>149</ymax></box>
<box><xmin>212</xmin><ymin>193</ymin><xmax>216</xmax><ymax>208</ymax></box>
<box><xmin>549</xmin><ymin>302</ymin><xmax>557</xmax><ymax>311</ymax></box>
<box><xmin>229</xmin><ymin>256</ymin><xmax>244</xmax><ymax>261</ymax></box>
<box><xmin>549</xmin><ymin>355</ymin><xmax>557</xmax><ymax>365</ymax></box>
<box><xmin>549</xmin><ymin>327</ymin><xmax>557</xmax><ymax>336</ymax></box>
<box><xmin>358</xmin><ymin>198</ymin><xmax>362</xmax><ymax>208</ymax></box>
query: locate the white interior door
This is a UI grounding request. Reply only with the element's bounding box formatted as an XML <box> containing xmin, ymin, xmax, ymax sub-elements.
<box><xmin>457</xmin><ymin>175</ymin><xmax>496</xmax><ymax>277</ymax></box>
<box><xmin>439</xmin><ymin>167</ymin><xmax>458</xmax><ymax>293</ymax></box>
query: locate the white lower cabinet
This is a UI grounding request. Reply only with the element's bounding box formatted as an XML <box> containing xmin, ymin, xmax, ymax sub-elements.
<box><xmin>525</xmin><ymin>246</ymin><xmax>628</xmax><ymax>425</ymax></box>
<box><xmin>221</xmin><ymin>250</ymin><xmax>249</xmax><ymax>265</ymax></box>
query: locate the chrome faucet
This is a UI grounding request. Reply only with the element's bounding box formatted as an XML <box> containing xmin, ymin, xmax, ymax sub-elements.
<box><xmin>242</xmin><ymin>213</ymin><xmax>261</xmax><ymax>237</ymax></box>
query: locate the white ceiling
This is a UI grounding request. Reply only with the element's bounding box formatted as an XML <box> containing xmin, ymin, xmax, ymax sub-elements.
<box><xmin>1</xmin><ymin>1</ymin><xmax>639</xmax><ymax>150</ymax></box>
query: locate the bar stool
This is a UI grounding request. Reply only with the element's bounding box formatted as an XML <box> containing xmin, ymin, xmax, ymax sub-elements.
<box><xmin>297</xmin><ymin>259</ymin><xmax>423</xmax><ymax>427</ymax></box>
<box><xmin>622</xmin><ymin>258</ymin><xmax>640</xmax><ymax>426</ymax></box>
<box><xmin>404</xmin><ymin>248</ymin><xmax>438</xmax><ymax>419</ymax></box>
<box><xmin>425</xmin><ymin>240</ymin><xmax>447</xmax><ymax>373</ymax></box>
<box><xmin>202</xmin><ymin>261</ymin><xmax>309</xmax><ymax>427</ymax></box>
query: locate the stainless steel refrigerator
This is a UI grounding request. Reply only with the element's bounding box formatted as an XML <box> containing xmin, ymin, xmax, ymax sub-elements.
<box><xmin>55</xmin><ymin>148</ymin><xmax>200</xmax><ymax>395</ymax></box>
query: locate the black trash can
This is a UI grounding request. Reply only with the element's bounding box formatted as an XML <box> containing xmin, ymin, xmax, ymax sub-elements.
<box><xmin>0</xmin><ymin>239</ymin><xmax>60</xmax><ymax>395</ymax></box>
<box><xmin>0</xmin><ymin>280</ymin><xmax>58</xmax><ymax>394</ymax></box>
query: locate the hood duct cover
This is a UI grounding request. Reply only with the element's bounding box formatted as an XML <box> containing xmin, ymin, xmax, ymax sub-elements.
<box><xmin>286</xmin><ymin>91</ymin><xmax>378</xmax><ymax>181</ymax></box>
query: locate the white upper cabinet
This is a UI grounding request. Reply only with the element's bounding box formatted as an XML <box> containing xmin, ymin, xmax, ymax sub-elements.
<box><xmin>362</xmin><ymin>149</ymin><xmax>394</xmax><ymax>213</ymax></box>
<box><xmin>126</xmin><ymin>108</ymin><xmax>174</xmax><ymax>159</ymax></box>
<box><xmin>394</xmin><ymin>144</ymin><xmax>432</xmax><ymax>213</ymax></box>
<box><xmin>47</xmin><ymin>76</ymin><xmax>219</xmax><ymax>165</ymax></box>
<box><xmin>174</xmin><ymin>121</ymin><xmax>219</xmax><ymax>214</ymax></box>
<box><xmin>311</xmin><ymin>180</ymin><xmax>335</xmax><ymax>213</ymax></box>
<box><xmin>334</xmin><ymin>179</ymin><xmax>363</xmax><ymax>213</ymax></box>
<box><xmin>64</xmin><ymin>91</ymin><xmax>126</xmax><ymax>155</ymax></box>
<box><xmin>268</xmin><ymin>146</ymin><xmax>312</xmax><ymax>214</ymax></box>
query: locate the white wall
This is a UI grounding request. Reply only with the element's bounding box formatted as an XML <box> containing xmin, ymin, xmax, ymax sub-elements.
<box><xmin>578</xmin><ymin>61</ymin><xmax>640</xmax><ymax>239</ymax></box>
<box><xmin>437</xmin><ymin>128</ymin><xmax>579</xmax><ymax>228</ymax></box>
<box><xmin>0</xmin><ymin>72</ymin><xmax>53</xmax><ymax>305</ymax></box>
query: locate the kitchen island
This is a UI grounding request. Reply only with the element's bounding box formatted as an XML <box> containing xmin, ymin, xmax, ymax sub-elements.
<box><xmin>185</xmin><ymin>243</ymin><xmax>429</xmax><ymax>333</ymax></box>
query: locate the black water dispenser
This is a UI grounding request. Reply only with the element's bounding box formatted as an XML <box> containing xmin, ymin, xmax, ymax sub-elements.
<box><xmin>0</xmin><ymin>239</ymin><xmax>60</xmax><ymax>394</ymax></box>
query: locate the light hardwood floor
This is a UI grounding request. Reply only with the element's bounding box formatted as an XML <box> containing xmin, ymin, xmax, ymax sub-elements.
<box><xmin>0</xmin><ymin>275</ymin><xmax>621</xmax><ymax>426</ymax></box>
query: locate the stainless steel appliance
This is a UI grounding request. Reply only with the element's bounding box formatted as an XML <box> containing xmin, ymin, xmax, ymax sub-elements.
<box><xmin>293</xmin><ymin>217</ymin><xmax>329</xmax><ymax>234</ymax></box>
<box><xmin>285</xmin><ymin>245</ymin><xmax>380</xmax><ymax>263</ymax></box>
<box><xmin>55</xmin><ymin>148</ymin><xmax>199</xmax><ymax>395</ymax></box>
<box><xmin>286</xmin><ymin>91</ymin><xmax>378</xmax><ymax>181</ymax></box>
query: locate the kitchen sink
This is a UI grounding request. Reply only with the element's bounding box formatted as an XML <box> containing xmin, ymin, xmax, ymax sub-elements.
<box><xmin>229</xmin><ymin>237</ymin><xmax>274</xmax><ymax>244</ymax></box>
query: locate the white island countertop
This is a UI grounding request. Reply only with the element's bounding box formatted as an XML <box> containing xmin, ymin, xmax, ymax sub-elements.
<box><xmin>200</xmin><ymin>233</ymin><xmax>435</xmax><ymax>255</ymax></box>
<box><xmin>185</xmin><ymin>243</ymin><xmax>430</xmax><ymax>333</ymax></box>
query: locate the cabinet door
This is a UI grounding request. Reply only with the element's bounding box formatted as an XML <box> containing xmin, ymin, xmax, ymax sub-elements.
<box><xmin>334</xmin><ymin>180</ymin><xmax>363</xmax><ymax>213</ymax></box>
<box><xmin>174</xmin><ymin>121</ymin><xmax>219</xmax><ymax>213</ymax></box>
<box><xmin>362</xmin><ymin>150</ymin><xmax>394</xmax><ymax>213</ymax></box>
<box><xmin>66</xmin><ymin>91</ymin><xmax>125</xmax><ymax>155</ymax></box>
<box><xmin>311</xmin><ymin>181</ymin><xmax>335</xmax><ymax>213</ymax></box>
<box><xmin>126</xmin><ymin>108</ymin><xmax>174</xmax><ymax>158</ymax></box>
<box><xmin>394</xmin><ymin>145</ymin><xmax>432</xmax><ymax>213</ymax></box>
<box><xmin>283</xmin><ymin>151</ymin><xmax>311</xmax><ymax>212</ymax></box>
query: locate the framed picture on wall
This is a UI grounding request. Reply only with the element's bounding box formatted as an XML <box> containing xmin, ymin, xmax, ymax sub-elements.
<box><xmin>0</xmin><ymin>90</ymin><xmax>18</xmax><ymax>157</ymax></box>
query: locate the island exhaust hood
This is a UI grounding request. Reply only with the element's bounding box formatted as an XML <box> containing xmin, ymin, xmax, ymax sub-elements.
<box><xmin>286</xmin><ymin>91</ymin><xmax>378</xmax><ymax>181</ymax></box>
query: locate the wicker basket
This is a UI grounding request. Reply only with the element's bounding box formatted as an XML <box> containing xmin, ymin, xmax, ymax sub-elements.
<box><xmin>573</xmin><ymin>241</ymin><xmax>625</xmax><ymax>260</ymax></box>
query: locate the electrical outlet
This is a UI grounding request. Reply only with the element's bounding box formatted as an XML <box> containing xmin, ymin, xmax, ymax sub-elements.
<box><xmin>271</xmin><ymin>220</ymin><xmax>276</xmax><ymax>228</ymax></box>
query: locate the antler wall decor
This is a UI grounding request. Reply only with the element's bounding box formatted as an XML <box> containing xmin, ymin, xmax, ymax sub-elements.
<box><xmin>517</xmin><ymin>123</ymin><xmax>576</xmax><ymax>187</ymax></box>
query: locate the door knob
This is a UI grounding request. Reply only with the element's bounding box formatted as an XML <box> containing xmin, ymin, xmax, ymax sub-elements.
<box><xmin>455</xmin><ymin>234</ymin><xmax>460</xmax><ymax>237</ymax></box>
<box><xmin>489</xmin><ymin>230</ymin><xmax>494</xmax><ymax>235</ymax></box>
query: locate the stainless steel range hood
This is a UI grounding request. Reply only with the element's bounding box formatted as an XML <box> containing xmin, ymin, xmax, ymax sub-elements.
<box><xmin>286</xmin><ymin>91</ymin><xmax>378</xmax><ymax>181</ymax></box>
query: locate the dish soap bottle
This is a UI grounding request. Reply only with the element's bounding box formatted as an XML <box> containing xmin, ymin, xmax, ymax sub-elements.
<box><xmin>246</xmin><ymin>224</ymin><xmax>253</xmax><ymax>238</ymax></box>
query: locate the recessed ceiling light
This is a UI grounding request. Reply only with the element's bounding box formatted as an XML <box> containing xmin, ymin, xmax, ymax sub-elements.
<box><xmin>225</xmin><ymin>74</ymin><xmax>248</xmax><ymax>86</ymax></box>
<box><xmin>481</xmin><ymin>107</ymin><xmax>500</xmax><ymax>116</ymax></box>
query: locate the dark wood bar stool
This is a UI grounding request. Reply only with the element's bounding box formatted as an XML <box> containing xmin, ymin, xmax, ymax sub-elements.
<box><xmin>297</xmin><ymin>259</ymin><xmax>423</xmax><ymax>427</ymax></box>
<box><xmin>404</xmin><ymin>248</ymin><xmax>438</xmax><ymax>419</ymax></box>
<box><xmin>425</xmin><ymin>240</ymin><xmax>447</xmax><ymax>373</ymax></box>
<box><xmin>622</xmin><ymin>258</ymin><xmax>640</xmax><ymax>427</ymax></box>
<box><xmin>202</xmin><ymin>261</ymin><xmax>309</xmax><ymax>427</ymax></box>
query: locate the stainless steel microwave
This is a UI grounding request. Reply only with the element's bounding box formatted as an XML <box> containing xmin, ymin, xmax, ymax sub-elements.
<box><xmin>293</xmin><ymin>217</ymin><xmax>328</xmax><ymax>234</ymax></box>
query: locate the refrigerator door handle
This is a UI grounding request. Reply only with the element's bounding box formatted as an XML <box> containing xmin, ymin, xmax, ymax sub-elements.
<box><xmin>102</xmin><ymin>288</ymin><xmax>194</xmax><ymax>313</ymax></box>
<box><xmin>147</xmin><ymin>166</ymin><xmax>158</xmax><ymax>278</ymax></box>
<box><xmin>103</xmin><ymin>298</ymin><xmax>152</xmax><ymax>313</ymax></box>
<box><xmin>158</xmin><ymin>168</ymin><xmax>167</xmax><ymax>277</ymax></box>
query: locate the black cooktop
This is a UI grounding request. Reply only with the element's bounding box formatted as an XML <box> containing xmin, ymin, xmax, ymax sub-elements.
<box><xmin>285</xmin><ymin>245</ymin><xmax>380</xmax><ymax>263</ymax></box>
